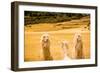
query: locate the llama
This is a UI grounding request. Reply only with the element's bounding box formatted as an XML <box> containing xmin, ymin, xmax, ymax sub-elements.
<box><xmin>40</xmin><ymin>33</ymin><xmax>53</xmax><ymax>60</ymax></box>
<box><xmin>73</xmin><ymin>33</ymin><xmax>83</xmax><ymax>59</ymax></box>
<box><xmin>61</xmin><ymin>41</ymin><xmax>70</xmax><ymax>60</ymax></box>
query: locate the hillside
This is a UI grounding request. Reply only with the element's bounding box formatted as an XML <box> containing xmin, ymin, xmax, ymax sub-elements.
<box><xmin>25</xmin><ymin>16</ymin><xmax>90</xmax><ymax>32</ymax></box>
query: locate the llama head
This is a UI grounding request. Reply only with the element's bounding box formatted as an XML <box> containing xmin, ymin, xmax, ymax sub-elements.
<box><xmin>74</xmin><ymin>33</ymin><xmax>82</xmax><ymax>42</ymax></box>
<box><xmin>61</xmin><ymin>40</ymin><xmax>68</xmax><ymax>49</ymax></box>
<box><xmin>41</xmin><ymin>33</ymin><xmax>49</xmax><ymax>42</ymax></box>
<box><xmin>77</xmin><ymin>35</ymin><xmax>82</xmax><ymax>42</ymax></box>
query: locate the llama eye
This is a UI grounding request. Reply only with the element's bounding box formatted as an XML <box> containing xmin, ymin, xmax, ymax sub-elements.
<box><xmin>43</xmin><ymin>36</ymin><xmax>46</xmax><ymax>38</ymax></box>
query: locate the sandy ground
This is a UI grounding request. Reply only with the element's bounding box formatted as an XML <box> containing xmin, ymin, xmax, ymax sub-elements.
<box><xmin>24</xmin><ymin>16</ymin><xmax>90</xmax><ymax>61</ymax></box>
